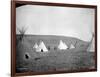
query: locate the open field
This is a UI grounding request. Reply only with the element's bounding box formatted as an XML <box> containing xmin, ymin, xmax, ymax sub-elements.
<box><xmin>16</xmin><ymin>35</ymin><xmax>95</xmax><ymax>73</ymax></box>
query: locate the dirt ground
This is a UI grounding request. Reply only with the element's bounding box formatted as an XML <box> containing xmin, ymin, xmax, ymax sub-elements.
<box><xmin>16</xmin><ymin>35</ymin><xmax>95</xmax><ymax>73</ymax></box>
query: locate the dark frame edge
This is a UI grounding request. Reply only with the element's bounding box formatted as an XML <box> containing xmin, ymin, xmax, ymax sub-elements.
<box><xmin>15</xmin><ymin>1</ymin><xmax>97</xmax><ymax>8</ymax></box>
<box><xmin>15</xmin><ymin>69</ymin><xmax>97</xmax><ymax>76</ymax></box>
<box><xmin>95</xmin><ymin>6</ymin><xmax>97</xmax><ymax>70</ymax></box>
<box><xmin>11</xmin><ymin>0</ymin><xmax>16</xmax><ymax>77</ymax></box>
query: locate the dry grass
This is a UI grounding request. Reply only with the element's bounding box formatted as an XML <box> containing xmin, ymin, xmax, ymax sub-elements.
<box><xmin>16</xmin><ymin>35</ymin><xmax>95</xmax><ymax>73</ymax></box>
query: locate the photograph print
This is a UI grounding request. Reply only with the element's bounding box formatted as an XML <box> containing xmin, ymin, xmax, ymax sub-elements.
<box><xmin>13</xmin><ymin>1</ymin><xmax>97</xmax><ymax>76</ymax></box>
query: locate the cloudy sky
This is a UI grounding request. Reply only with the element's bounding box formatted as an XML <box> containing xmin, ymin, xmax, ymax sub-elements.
<box><xmin>16</xmin><ymin>5</ymin><xmax>95</xmax><ymax>42</ymax></box>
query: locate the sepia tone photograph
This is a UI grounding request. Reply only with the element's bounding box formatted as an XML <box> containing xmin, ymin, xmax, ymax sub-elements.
<box><xmin>11</xmin><ymin>1</ymin><xmax>97</xmax><ymax>76</ymax></box>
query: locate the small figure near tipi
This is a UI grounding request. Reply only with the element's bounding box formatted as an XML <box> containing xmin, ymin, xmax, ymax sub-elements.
<box><xmin>70</xmin><ymin>44</ymin><xmax>75</xmax><ymax>49</ymax></box>
<box><xmin>58</xmin><ymin>40</ymin><xmax>68</xmax><ymax>50</ymax></box>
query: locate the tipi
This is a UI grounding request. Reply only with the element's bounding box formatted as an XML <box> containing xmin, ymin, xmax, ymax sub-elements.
<box><xmin>33</xmin><ymin>43</ymin><xmax>41</xmax><ymax>52</ymax></box>
<box><xmin>87</xmin><ymin>33</ymin><xmax>95</xmax><ymax>52</ymax></box>
<box><xmin>58</xmin><ymin>40</ymin><xmax>68</xmax><ymax>50</ymax></box>
<box><xmin>37</xmin><ymin>41</ymin><xmax>48</xmax><ymax>52</ymax></box>
<box><xmin>33</xmin><ymin>43</ymin><xmax>38</xmax><ymax>49</ymax></box>
<box><xmin>70</xmin><ymin>44</ymin><xmax>75</xmax><ymax>49</ymax></box>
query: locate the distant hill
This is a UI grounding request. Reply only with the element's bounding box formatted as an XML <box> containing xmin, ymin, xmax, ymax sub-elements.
<box><xmin>16</xmin><ymin>34</ymin><xmax>89</xmax><ymax>48</ymax></box>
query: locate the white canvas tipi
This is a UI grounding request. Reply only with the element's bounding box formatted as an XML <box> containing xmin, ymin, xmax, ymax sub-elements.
<box><xmin>87</xmin><ymin>33</ymin><xmax>95</xmax><ymax>52</ymax></box>
<box><xmin>33</xmin><ymin>43</ymin><xmax>38</xmax><ymax>49</ymax></box>
<box><xmin>70</xmin><ymin>44</ymin><xmax>75</xmax><ymax>49</ymax></box>
<box><xmin>37</xmin><ymin>41</ymin><xmax>48</xmax><ymax>52</ymax></box>
<box><xmin>33</xmin><ymin>43</ymin><xmax>41</xmax><ymax>52</ymax></box>
<box><xmin>58</xmin><ymin>40</ymin><xmax>68</xmax><ymax>50</ymax></box>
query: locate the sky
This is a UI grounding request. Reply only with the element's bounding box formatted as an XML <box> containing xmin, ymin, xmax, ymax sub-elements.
<box><xmin>16</xmin><ymin>5</ymin><xmax>95</xmax><ymax>42</ymax></box>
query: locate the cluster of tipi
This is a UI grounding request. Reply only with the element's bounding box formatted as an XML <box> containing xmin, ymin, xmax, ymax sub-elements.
<box><xmin>33</xmin><ymin>40</ymin><xmax>75</xmax><ymax>52</ymax></box>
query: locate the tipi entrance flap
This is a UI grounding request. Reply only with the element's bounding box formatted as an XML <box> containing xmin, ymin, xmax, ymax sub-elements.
<box><xmin>58</xmin><ymin>40</ymin><xmax>68</xmax><ymax>50</ymax></box>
